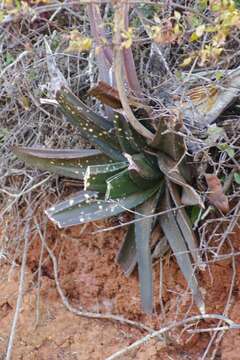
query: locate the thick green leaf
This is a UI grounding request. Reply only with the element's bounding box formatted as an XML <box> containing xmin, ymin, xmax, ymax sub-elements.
<box><xmin>46</xmin><ymin>185</ymin><xmax>160</xmax><ymax>228</ymax></box>
<box><xmin>167</xmin><ymin>180</ymin><xmax>202</xmax><ymax>266</ymax></box>
<box><xmin>105</xmin><ymin>168</ymin><xmax>142</xmax><ymax>199</ymax></box>
<box><xmin>158</xmin><ymin>152</ymin><xmax>204</xmax><ymax>207</ymax></box>
<box><xmin>56</xmin><ymin>87</ymin><xmax>124</xmax><ymax>161</ymax></box>
<box><xmin>13</xmin><ymin>147</ymin><xmax>111</xmax><ymax>180</ymax></box>
<box><xmin>116</xmin><ymin>183</ymin><xmax>164</xmax><ymax>278</ymax></box>
<box><xmin>84</xmin><ymin>162</ymin><xmax>127</xmax><ymax>192</ymax></box>
<box><xmin>127</xmin><ymin>153</ymin><xmax>162</xmax><ymax>189</ymax></box>
<box><xmin>135</xmin><ymin>193</ymin><xmax>159</xmax><ymax>314</ymax></box>
<box><xmin>116</xmin><ymin>224</ymin><xmax>137</xmax><ymax>277</ymax></box>
<box><xmin>57</xmin><ymin>86</ymin><xmax>112</xmax><ymax>131</ymax></box>
<box><xmin>113</xmin><ymin>113</ymin><xmax>147</xmax><ymax>154</ymax></box>
<box><xmin>127</xmin><ymin>153</ymin><xmax>161</xmax><ymax>179</ymax></box>
<box><xmin>159</xmin><ymin>189</ymin><xmax>205</xmax><ymax>314</ymax></box>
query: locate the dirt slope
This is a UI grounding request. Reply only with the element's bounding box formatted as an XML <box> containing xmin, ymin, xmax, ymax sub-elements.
<box><xmin>0</xmin><ymin>222</ymin><xmax>240</xmax><ymax>359</ymax></box>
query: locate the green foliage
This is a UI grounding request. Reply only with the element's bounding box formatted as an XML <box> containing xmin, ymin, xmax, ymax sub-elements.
<box><xmin>235</xmin><ymin>0</ymin><xmax>240</xmax><ymax>8</ymax></box>
<box><xmin>234</xmin><ymin>172</ymin><xmax>240</xmax><ymax>184</ymax></box>
<box><xmin>218</xmin><ymin>143</ymin><xmax>235</xmax><ymax>158</ymax></box>
<box><xmin>13</xmin><ymin>19</ymin><xmax>206</xmax><ymax>313</ymax></box>
<box><xmin>3</xmin><ymin>52</ymin><xmax>15</xmax><ymax>67</ymax></box>
<box><xmin>13</xmin><ymin>148</ymin><xmax>111</xmax><ymax>180</ymax></box>
<box><xmin>189</xmin><ymin>206</ymin><xmax>202</xmax><ymax>225</ymax></box>
<box><xmin>14</xmin><ymin>83</ymin><xmax>205</xmax><ymax>314</ymax></box>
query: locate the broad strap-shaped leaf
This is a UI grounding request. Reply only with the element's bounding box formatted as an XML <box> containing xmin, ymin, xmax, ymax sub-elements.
<box><xmin>135</xmin><ymin>193</ymin><xmax>160</xmax><ymax>314</ymax></box>
<box><xmin>57</xmin><ymin>86</ymin><xmax>112</xmax><ymax>131</ymax></box>
<box><xmin>84</xmin><ymin>162</ymin><xmax>127</xmax><ymax>193</ymax></box>
<box><xmin>13</xmin><ymin>147</ymin><xmax>111</xmax><ymax>180</ymax></box>
<box><xmin>116</xmin><ymin>187</ymin><xmax>164</xmax><ymax>278</ymax></box>
<box><xmin>113</xmin><ymin>114</ymin><xmax>147</xmax><ymax>155</ymax></box>
<box><xmin>105</xmin><ymin>168</ymin><xmax>142</xmax><ymax>199</ymax></box>
<box><xmin>116</xmin><ymin>224</ymin><xmax>137</xmax><ymax>277</ymax></box>
<box><xmin>56</xmin><ymin>87</ymin><xmax>124</xmax><ymax>161</ymax></box>
<box><xmin>116</xmin><ymin>182</ymin><xmax>164</xmax><ymax>277</ymax></box>
<box><xmin>159</xmin><ymin>189</ymin><xmax>205</xmax><ymax>314</ymax></box>
<box><xmin>47</xmin><ymin>190</ymin><xmax>98</xmax><ymax>212</ymax></box>
<box><xmin>158</xmin><ymin>152</ymin><xmax>204</xmax><ymax>207</ymax></box>
<box><xmin>113</xmin><ymin>114</ymin><xmax>139</xmax><ymax>154</ymax></box>
<box><xmin>46</xmin><ymin>186</ymin><xmax>160</xmax><ymax>228</ymax></box>
<box><xmin>167</xmin><ymin>180</ymin><xmax>202</xmax><ymax>267</ymax></box>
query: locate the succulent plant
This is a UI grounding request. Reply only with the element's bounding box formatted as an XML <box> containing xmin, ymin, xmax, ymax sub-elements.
<box><xmin>13</xmin><ymin>4</ymin><xmax>206</xmax><ymax>315</ymax></box>
<box><xmin>14</xmin><ymin>79</ymin><xmax>205</xmax><ymax>314</ymax></box>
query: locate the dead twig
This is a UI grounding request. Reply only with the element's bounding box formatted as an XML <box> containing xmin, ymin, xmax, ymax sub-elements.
<box><xmin>5</xmin><ymin>205</ymin><xmax>32</xmax><ymax>360</ymax></box>
<box><xmin>106</xmin><ymin>314</ymin><xmax>240</xmax><ymax>360</ymax></box>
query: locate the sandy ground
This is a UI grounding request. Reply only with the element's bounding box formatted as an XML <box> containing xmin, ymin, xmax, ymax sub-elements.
<box><xmin>0</xmin><ymin>221</ymin><xmax>240</xmax><ymax>359</ymax></box>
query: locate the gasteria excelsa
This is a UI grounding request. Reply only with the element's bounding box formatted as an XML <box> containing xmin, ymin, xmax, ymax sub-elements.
<box><xmin>14</xmin><ymin>47</ymin><xmax>205</xmax><ymax>316</ymax></box>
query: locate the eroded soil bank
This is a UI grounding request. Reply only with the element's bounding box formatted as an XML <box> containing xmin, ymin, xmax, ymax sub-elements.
<box><xmin>0</xmin><ymin>221</ymin><xmax>240</xmax><ymax>359</ymax></box>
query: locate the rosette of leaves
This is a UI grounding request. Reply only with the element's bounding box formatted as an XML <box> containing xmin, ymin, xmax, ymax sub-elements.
<box><xmin>14</xmin><ymin>80</ymin><xmax>205</xmax><ymax>315</ymax></box>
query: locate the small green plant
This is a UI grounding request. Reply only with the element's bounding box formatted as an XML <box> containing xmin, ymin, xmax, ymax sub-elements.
<box><xmin>13</xmin><ymin>4</ymin><xmax>206</xmax><ymax>314</ymax></box>
<box><xmin>14</xmin><ymin>84</ymin><xmax>205</xmax><ymax>315</ymax></box>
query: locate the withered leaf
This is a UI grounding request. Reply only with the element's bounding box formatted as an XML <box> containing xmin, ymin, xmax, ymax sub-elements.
<box><xmin>205</xmin><ymin>174</ymin><xmax>229</xmax><ymax>214</ymax></box>
<box><xmin>88</xmin><ymin>81</ymin><xmax>148</xmax><ymax>110</ymax></box>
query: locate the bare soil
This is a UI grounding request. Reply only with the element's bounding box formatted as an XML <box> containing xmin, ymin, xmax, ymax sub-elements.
<box><xmin>0</xmin><ymin>220</ymin><xmax>240</xmax><ymax>359</ymax></box>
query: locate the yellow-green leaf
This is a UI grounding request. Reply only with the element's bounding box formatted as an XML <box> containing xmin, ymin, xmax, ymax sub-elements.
<box><xmin>66</xmin><ymin>30</ymin><xmax>92</xmax><ymax>53</ymax></box>
<box><xmin>234</xmin><ymin>172</ymin><xmax>240</xmax><ymax>185</ymax></box>
<box><xmin>190</xmin><ymin>32</ymin><xmax>199</xmax><ymax>42</ymax></box>
<box><xmin>180</xmin><ymin>56</ymin><xmax>193</xmax><ymax>67</ymax></box>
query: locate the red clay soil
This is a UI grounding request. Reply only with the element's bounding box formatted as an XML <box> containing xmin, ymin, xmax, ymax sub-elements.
<box><xmin>0</xmin><ymin>220</ymin><xmax>240</xmax><ymax>359</ymax></box>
